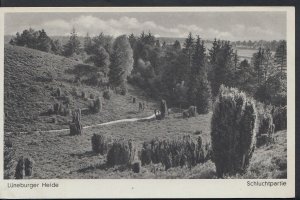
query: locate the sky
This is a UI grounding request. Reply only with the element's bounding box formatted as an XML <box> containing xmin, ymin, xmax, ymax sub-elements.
<box><xmin>4</xmin><ymin>12</ymin><xmax>286</xmax><ymax>41</ymax></box>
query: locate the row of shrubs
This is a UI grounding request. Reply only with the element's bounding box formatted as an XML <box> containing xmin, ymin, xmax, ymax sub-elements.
<box><xmin>140</xmin><ymin>135</ymin><xmax>211</xmax><ymax>170</ymax></box>
<box><xmin>90</xmin><ymin>133</ymin><xmax>210</xmax><ymax>172</ymax></box>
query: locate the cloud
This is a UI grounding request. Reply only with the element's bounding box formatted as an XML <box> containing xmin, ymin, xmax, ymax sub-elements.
<box><xmin>25</xmin><ymin>15</ymin><xmax>231</xmax><ymax>39</ymax></box>
<box><xmin>7</xmin><ymin>15</ymin><xmax>283</xmax><ymax>41</ymax></box>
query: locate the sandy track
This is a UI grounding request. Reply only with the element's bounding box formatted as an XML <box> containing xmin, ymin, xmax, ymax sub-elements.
<box><xmin>6</xmin><ymin>114</ymin><xmax>156</xmax><ymax>135</ymax></box>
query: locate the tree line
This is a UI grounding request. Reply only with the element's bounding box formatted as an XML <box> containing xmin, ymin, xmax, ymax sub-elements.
<box><xmin>10</xmin><ymin>28</ymin><xmax>133</xmax><ymax>94</ymax></box>
<box><xmin>9</xmin><ymin>28</ymin><xmax>287</xmax><ymax>109</ymax></box>
<box><xmin>231</xmin><ymin>40</ymin><xmax>285</xmax><ymax>51</ymax></box>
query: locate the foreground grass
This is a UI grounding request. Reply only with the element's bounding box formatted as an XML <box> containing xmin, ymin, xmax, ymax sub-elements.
<box><xmin>5</xmin><ymin>112</ymin><xmax>286</xmax><ymax>179</ymax></box>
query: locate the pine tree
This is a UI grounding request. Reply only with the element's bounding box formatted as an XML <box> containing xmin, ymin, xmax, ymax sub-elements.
<box><xmin>262</xmin><ymin>48</ymin><xmax>273</xmax><ymax>81</ymax></box>
<box><xmin>208</xmin><ymin>38</ymin><xmax>221</xmax><ymax>65</ymax></box>
<box><xmin>173</xmin><ymin>40</ymin><xmax>181</xmax><ymax>51</ymax></box>
<box><xmin>63</xmin><ymin>27</ymin><xmax>81</xmax><ymax>57</ymax></box>
<box><xmin>183</xmin><ymin>32</ymin><xmax>194</xmax><ymax>69</ymax></box>
<box><xmin>128</xmin><ymin>33</ymin><xmax>137</xmax><ymax>49</ymax></box>
<box><xmin>83</xmin><ymin>32</ymin><xmax>93</xmax><ymax>54</ymax></box>
<box><xmin>37</xmin><ymin>29</ymin><xmax>51</xmax><ymax>52</ymax></box>
<box><xmin>275</xmin><ymin>40</ymin><xmax>287</xmax><ymax>74</ymax></box>
<box><xmin>210</xmin><ymin>41</ymin><xmax>235</xmax><ymax>97</ymax></box>
<box><xmin>235</xmin><ymin>59</ymin><xmax>256</xmax><ymax>94</ymax></box>
<box><xmin>233</xmin><ymin>50</ymin><xmax>239</xmax><ymax>71</ymax></box>
<box><xmin>91</xmin><ymin>33</ymin><xmax>113</xmax><ymax>55</ymax></box>
<box><xmin>187</xmin><ymin>36</ymin><xmax>211</xmax><ymax>114</ymax></box>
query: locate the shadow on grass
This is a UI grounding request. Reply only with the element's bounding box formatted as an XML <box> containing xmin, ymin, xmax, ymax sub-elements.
<box><xmin>77</xmin><ymin>163</ymin><xmax>108</xmax><ymax>173</ymax></box>
<box><xmin>65</xmin><ymin>64</ymin><xmax>98</xmax><ymax>77</ymax></box>
<box><xmin>127</xmin><ymin>111</ymin><xmax>138</xmax><ymax>115</ymax></box>
<box><xmin>70</xmin><ymin>151</ymin><xmax>99</xmax><ymax>159</ymax></box>
<box><xmin>77</xmin><ymin>162</ymin><xmax>131</xmax><ymax>173</ymax></box>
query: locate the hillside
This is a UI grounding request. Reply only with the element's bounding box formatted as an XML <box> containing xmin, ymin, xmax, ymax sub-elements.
<box><xmin>4</xmin><ymin>45</ymin><xmax>158</xmax><ymax>132</ymax></box>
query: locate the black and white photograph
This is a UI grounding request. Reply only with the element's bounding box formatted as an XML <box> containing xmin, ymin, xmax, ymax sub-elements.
<box><xmin>0</xmin><ymin>6</ymin><xmax>295</xmax><ymax>198</ymax></box>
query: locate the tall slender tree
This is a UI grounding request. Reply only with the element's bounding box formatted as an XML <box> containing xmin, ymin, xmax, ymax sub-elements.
<box><xmin>210</xmin><ymin>41</ymin><xmax>235</xmax><ymax>97</ymax></box>
<box><xmin>63</xmin><ymin>27</ymin><xmax>81</xmax><ymax>57</ymax></box>
<box><xmin>275</xmin><ymin>40</ymin><xmax>287</xmax><ymax>74</ymax></box>
<box><xmin>187</xmin><ymin>36</ymin><xmax>211</xmax><ymax>114</ymax></box>
<box><xmin>252</xmin><ymin>47</ymin><xmax>265</xmax><ymax>84</ymax></box>
<box><xmin>109</xmin><ymin>35</ymin><xmax>134</xmax><ymax>92</ymax></box>
<box><xmin>83</xmin><ymin>32</ymin><xmax>93</xmax><ymax>54</ymax></box>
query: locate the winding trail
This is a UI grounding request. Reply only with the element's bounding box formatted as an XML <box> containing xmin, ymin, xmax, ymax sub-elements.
<box><xmin>6</xmin><ymin>114</ymin><xmax>156</xmax><ymax>135</ymax></box>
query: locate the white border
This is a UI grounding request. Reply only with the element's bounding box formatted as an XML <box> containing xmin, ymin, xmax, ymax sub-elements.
<box><xmin>0</xmin><ymin>7</ymin><xmax>295</xmax><ymax>198</ymax></box>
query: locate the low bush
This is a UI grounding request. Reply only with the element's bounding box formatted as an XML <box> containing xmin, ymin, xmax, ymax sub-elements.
<box><xmin>15</xmin><ymin>157</ymin><xmax>24</xmax><ymax>179</ymax></box>
<box><xmin>183</xmin><ymin>106</ymin><xmax>197</xmax><ymax>118</ymax></box>
<box><xmin>106</xmin><ymin>139</ymin><xmax>136</xmax><ymax>167</ymax></box>
<box><xmin>160</xmin><ymin>99</ymin><xmax>168</xmax><ymax>119</ymax></box>
<box><xmin>24</xmin><ymin>157</ymin><xmax>34</xmax><ymax>176</ymax></box>
<box><xmin>69</xmin><ymin>109</ymin><xmax>83</xmax><ymax>135</ymax></box>
<box><xmin>81</xmin><ymin>91</ymin><xmax>86</xmax><ymax>99</ymax></box>
<box><xmin>257</xmin><ymin>113</ymin><xmax>275</xmax><ymax>147</ymax></box>
<box><xmin>140</xmin><ymin>135</ymin><xmax>209</xmax><ymax>170</ymax></box>
<box><xmin>4</xmin><ymin>140</ymin><xmax>15</xmax><ymax>179</ymax></box>
<box><xmin>89</xmin><ymin>97</ymin><xmax>102</xmax><ymax>113</ymax></box>
<box><xmin>56</xmin><ymin>88</ymin><xmax>61</xmax><ymax>97</ymax></box>
<box><xmin>15</xmin><ymin>156</ymin><xmax>34</xmax><ymax>179</ymax></box>
<box><xmin>132</xmin><ymin>161</ymin><xmax>141</xmax><ymax>173</ymax></box>
<box><xmin>103</xmin><ymin>90</ymin><xmax>112</xmax><ymax>100</ymax></box>
<box><xmin>91</xmin><ymin>134</ymin><xmax>111</xmax><ymax>155</ymax></box>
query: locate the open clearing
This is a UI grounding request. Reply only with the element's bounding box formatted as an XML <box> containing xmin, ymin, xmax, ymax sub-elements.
<box><xmin>6</xmin><ymin>112</ymin><xmax>286</xmax><ymax>179</ymax></box>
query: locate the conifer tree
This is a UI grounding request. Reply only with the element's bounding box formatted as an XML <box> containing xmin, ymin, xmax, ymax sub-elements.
<box><xmin>183</xmin><ymin>32</ymin><xmax>194</xmax><ymax>70</ymax></box>
<box><xmin>63</xmin><ymin>27</ymin><xmax>81</xmax><ymax>57</ymax></box>
<box><xmin>173</xmin><ymin>40</ymin><xmax>181</xmax><ymax>51</ymax></box>
<box><xmin>37</xmin><ymin>29</ymin><xmax>51</xmax><ymax>52</ymax></box>
<box><xmin>187</xmin><ymin>36</ymin><xmax>211</xmax><ymax>114</ymax></box>
<box><xmin>83</xmin><ymin>32</ymin><xmax>93</xmax><ymax>54</ymax></box>
<box><xmin>252</xmin><ymin>47</ymin><xmax>265</xmax><ymax>84</ymax></box>
<box><xmin>274</xmin><ymin>40</ymin><xmax>287</xmax><ymax>74</ymax></box>
<box><xmin>209</xmin><ymin>41</ymin><xmax>235</xmax><ymax>97</ymax></box>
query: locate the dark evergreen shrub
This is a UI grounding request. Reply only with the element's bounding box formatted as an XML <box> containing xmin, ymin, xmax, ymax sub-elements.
<box><xmin>106</xmin><ymin>139</ymin><xmax>136</xmax><ymax>167</ymax></box>
<box><xmin>103</xmin><ymin>90</ymin><xmax>111</xmax><ymax>100</ymax></box>
<box><xmin>272</xmin><ymin>106</ymin><xmax>287</xmax><ymax>132</ymax></box>
<box><xmin>160</xmin><ymin>99</ymin><xmax>168</xmax><ymax>119</ymax></box>
<box><xmin>211</xmin><ymin>85</ymin><xmax>257</xmax><ymax>177</ymax></box>
<box><xmin>91</xmin><ymin>134</ymin><xmax>111</xmax><ymax>155</ymax></box>
<box><xmin>69</xmin><ymin>109</ymin><xmax>83</xmax><ymax>135</ymax></box>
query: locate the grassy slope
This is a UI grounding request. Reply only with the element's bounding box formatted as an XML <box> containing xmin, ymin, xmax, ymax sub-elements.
<box><xmin>4</xmin><ymin>45</ymin><xmax>157</xmax><ymax>132</ymax></box>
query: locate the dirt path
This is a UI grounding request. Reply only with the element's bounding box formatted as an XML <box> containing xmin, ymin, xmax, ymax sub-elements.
<box><xmin>6</xmin><ymin>114</ymin><xmax>156</xmax><ymax>135</ymax></box>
